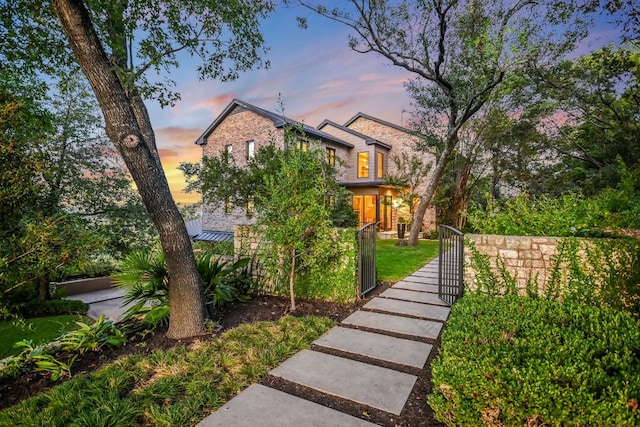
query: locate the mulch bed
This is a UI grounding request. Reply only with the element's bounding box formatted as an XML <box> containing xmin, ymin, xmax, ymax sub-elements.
<box><xmin>0</xmin><ymin>286</ymin><xmax>444</xmax><ymax>426</ymax></box>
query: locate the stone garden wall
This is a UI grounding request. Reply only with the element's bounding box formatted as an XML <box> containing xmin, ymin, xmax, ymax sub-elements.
<box><xmin>464</xmin><ymin>234</ymin><xmax>564</xmax><ymax>293</ymax></box>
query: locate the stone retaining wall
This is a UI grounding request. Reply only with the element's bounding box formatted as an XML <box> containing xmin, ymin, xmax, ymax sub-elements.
<box><xmin>464</xmin><ymin>234</ymin><xmax>563</xmax><ymax>292</ymax></box>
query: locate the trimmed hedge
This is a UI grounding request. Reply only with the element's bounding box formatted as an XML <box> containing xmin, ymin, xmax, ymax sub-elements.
<box><xmin>429</xmin><ymin>294</ymin><xmax>640</xmax><ymax>426</ymax></box>
<box><xmin>17</xmin><ymin>299</ymin><xmax>89</xmax><ymax>317</ymax></box>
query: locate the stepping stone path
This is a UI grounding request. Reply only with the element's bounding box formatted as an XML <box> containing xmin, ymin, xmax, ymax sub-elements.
<box><xmin>198</xmin><ymin>257</ymin><xmax>451</xmax><ymax>427</ymax></box>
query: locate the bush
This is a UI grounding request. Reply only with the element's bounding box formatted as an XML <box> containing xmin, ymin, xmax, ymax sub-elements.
<box><xmin>17</xmin><ymin>299</ymin><xmax>89</xmax><ymax>317</ymax></box>
<box><xmin>429</xmin><ymin>294</ymin><xmax>640</xmax><ymax>426</ymax></box>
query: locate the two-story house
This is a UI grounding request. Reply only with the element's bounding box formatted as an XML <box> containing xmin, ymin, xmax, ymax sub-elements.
<box><xmin>193</xmin><ymin>98</ymin><xmax>435</xmax><ymax>240</ymax></box>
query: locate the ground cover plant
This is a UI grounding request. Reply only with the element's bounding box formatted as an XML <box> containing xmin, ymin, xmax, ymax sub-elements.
<box><xmin>0</xmin><ymin>315</ymin><xmax>334</xmax><ymax>426</ymax></box>
<box><xmin>376</xmin><ymin>239</ymin><xmax>439</xmax><ymax>282</ymax></box>
<box><xmin>0</xmin><ymin>315</ymin><xmax>89</xmax><ymax>359</ymax></box>
<box><xmin>429</xmin><ymin>293</ymin><xmax>640</xmax><ymax>426</ymax></box>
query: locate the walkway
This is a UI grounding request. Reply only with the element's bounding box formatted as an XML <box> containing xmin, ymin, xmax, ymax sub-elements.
<box><xmin>198</xmin><ymin>257</ymin><xmax>450</xmax><ymax>426</ymax></box>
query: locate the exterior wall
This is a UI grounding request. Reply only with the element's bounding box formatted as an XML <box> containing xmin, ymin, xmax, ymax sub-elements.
<box><xmin>201</xmin><ymin>106</ymin><xmax>285</xmax><ymax>232</ymax></box>
<box><xmin>346</xmin><ymin>116</ymin><xmax>437</xmax><ymax>232</ymax></box>
<box><xmin>319</xmin><ymin>122</ymin><xmax>390</xmax><ymax>184</ymax></box>
<box><xmin>464</xmin><ymin>234</ymin><xmax>563</xmax><ymax>293</ymax></box>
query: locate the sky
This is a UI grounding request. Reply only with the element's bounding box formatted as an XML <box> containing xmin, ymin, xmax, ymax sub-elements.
<box><xmin>147</xmin><ymin>3</ymin><xmax>624</xmax><ymax>205</ymax></box>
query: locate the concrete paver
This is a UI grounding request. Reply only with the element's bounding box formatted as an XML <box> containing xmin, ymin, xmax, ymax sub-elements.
<box><xmin>402</xmin><ymin>275</ymin><xmax>438</xmax><ymax>284</ymax></box>
<box><xmin>197</xmin><ymin>384</ymin><xmax>377</xmax><ymax>427</ymax></box>
<box><xmin>392</xmin><ymin>281</ymin><xmax>439</xmax><ymax>293</ymax></box>
<box><xmin>342</xmin><ymin>310</ymin><xmax>443</xmax><ymax>339</ymax></box>
<box><xmin>270</xmin><ymin>350</ymin><xmax>417</xmax><ymax>415</ymax></box>
<box><xmin>314</xmin><ymin>326</ymin><xmax>432</xmax><ymax>369</ymax></box>
<box><xmin>380</xmin><ymin>288</ymin><xmax>448</xmax><ymax>306</ymax></box>
<box><xmin>364</xmin><ymin>298</ymin><xmax>450</xmax><ymax>322</ymax></box>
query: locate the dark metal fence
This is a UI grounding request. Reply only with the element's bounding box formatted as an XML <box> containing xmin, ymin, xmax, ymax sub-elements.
<box><xmin>438</xmin><ymin>224</ymin><xmax>464</xmax><ymax>305</ymax></box>
<box><xmin>357</xmin><ymin>222</ymin><xmax>377</xmax><ymax>297</ymax></box>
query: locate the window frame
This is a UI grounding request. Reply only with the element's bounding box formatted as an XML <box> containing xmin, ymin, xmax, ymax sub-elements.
<box><xmin>325</xmin><ymin>147</ymin><xmax>336</xmax><ymax>166</ymax></box>
<box><xmin>246</xmin><ymin>140</ymin><xmax>255</xmax><ymax>160</ymax></box>
<box><xmin>357</xmin><ymin>151</ymin><xmax>369</xmax><ymax>178</ymax></box>
<box><xmin>376</xmin><ymin>152</ymin><xmax>384</xmax><ymax>179</ymax></box>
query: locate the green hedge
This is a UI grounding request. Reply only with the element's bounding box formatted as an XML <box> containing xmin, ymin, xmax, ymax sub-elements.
<box><xmin>17</xmin><ymin>299</ymin><xmax>89</xmax><ymax>317</ymax></box>
<box><xmin>429</xmin><ymin>294</ymin><xmax>640</xmax><ymax>426</ymax></box>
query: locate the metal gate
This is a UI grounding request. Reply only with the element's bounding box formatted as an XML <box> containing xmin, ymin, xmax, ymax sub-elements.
<box><xmin>438</xmin><ymin>225</ymin><xmax>464</xmax><ymax>305</ymax></box>
<box><xmin>357</xmin><ymin>222</ymin><xmax>377</xmax><ymax>297</ymax></box>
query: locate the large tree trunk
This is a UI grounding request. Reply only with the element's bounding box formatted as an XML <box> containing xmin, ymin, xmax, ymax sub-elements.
<box><xmin>52</xmin><ymin>0</ymin><xmax>205</xmax><ymax>339</ymax></box>
<box><xmin>407</xmin><ymin>138</ymin><xmax>457</xmax><ymax>246</ymax></box>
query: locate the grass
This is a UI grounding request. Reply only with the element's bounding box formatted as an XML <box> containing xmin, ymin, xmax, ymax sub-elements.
<box><xmin>376</xmin><ymin>238</ymin><xmax>439</xmax><ymax>282</ymax></box>
<box><xmin>0</xmin><ymin>315</ymin><xmax>90</xmax><ymax>359</ymax></box>
<box><xmin>0</xmin><ymin>315</ymin><xmax>335</xmax><ymax>426</ymax></box>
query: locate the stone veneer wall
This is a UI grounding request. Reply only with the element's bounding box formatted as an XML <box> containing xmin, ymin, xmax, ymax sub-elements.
<box><xmin>464</xmin><ymin>234</ymin><xmax>563</xmax><ymax>292</ymax></box>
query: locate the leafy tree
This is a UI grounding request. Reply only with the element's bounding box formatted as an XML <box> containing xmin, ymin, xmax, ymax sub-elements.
<box><xmin>257</xmin><ymin>143</ymin><xmax>335</xmax><ymax>311</ymax></box>
<box><xmin>1</xmin><ymin>0</ymin><xmax>274</xmax><ymax>338</ymax></box>
<box><xmin>384</xmin><ymin>152</ymin><xmax>432</xmax><ymax>225</ymax></box>
<box><xmin>299</xmin><ymin>0</ymin><xmax>590</xmax><ymax>243</ymax></box>
<box><xmin>530</xmin><ymin>45</ymin><xmax>640</xmax><ymax>195</ymax></box>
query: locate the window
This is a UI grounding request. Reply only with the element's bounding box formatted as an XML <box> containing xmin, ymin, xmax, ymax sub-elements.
<box><xmin>325</xmin><ymin>194</ymin><xmax>336</xmax><ymax>208</ymax></box>
<box><xmin>377</xmin><ymin>152</ymin><xmax>384</xmax><ymax>179</ymax></box>
<box><xmin>357</xmin><ymin>152</ymin><xmax>369</xmax><ymax>178</ymax></box>
<box><xmin>246</xmin><ymin>197</ymin><xmax>255</xmax><ymax>217</ymax></box>
<box><xmin>246</xmin><ymin>140</ymin><xmax>255</xmax><ymax>159</ymax></box>
<box><xmin>225</xmin><ymin>144</ymin><xmax>232</xmax><ymax>154</ymax></box>
<box><xmin>325</xmin><ymin>147</ymin><xmax>336</xmax><ymax>166</ymax></box>
<box><xmin>293</xmin><ymin>139</ymin><xmax>309</xmax><ymax>151</ymax></box>
<box><xmin>224</xmin><ymin>197</ymin><xmax>232</xmax><ymax>214</ymax></box>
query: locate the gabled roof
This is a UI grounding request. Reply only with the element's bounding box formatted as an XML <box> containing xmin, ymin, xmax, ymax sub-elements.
<box><xmin>344</xmin><ymin>112</ymin><xmax>416</xmax><ymax>135</ymax></box>
<box><xmin>195</xmin><ymin>98</ymin><xmax>354</xmax><ymax>148</ymax></box>
<box><xmin>317</xmin><ymin>120</ymin><xmax>392</xmax><ymax>150</ymax></box>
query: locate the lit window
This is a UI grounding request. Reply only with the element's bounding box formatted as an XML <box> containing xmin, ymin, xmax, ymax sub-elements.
<box><xmin>293</xmin><ymin>139</ymin><xmax>309</xmax><ymax>151</ymax></box>
<box><xmin>224</xmin><ymin>197</ymin><xmax>232</xmax><ymax>214</ymax></box>
<box><xmin>357</xmin><ymin>152</ymin><xmax>369</xmax><ymax>178</ymax></box>
<box><xmin>225</xmin><ymin>144</ymin><xmax>232</xmax><ymax>154</ymax></box>
<box><xmin>326</xmin><ymin>147</ymin><xmax>336</xmax><ymax>166</ymax></box>
<box><xmin>246</xmin><ymin>140</ymin><xmax>255</xmax><ymax>159</ymax></box>
<box><xmin>377</xmin><ymin>152</ymin><xmax>384</xmax><ymax>179</ymax></box>
<box><xmin>246</xmin><ymin>197</ymin><xmax>255</xmax><ymax>217</ymax></box>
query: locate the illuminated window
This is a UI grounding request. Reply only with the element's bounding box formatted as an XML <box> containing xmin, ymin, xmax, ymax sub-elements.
<box><xmin>225</xmin><ymin>144</ymin><xmax>232</xmax><ymax>154</ymax></box>
<box><xmin>224</xmin><ymin>197</ymin><xmax>232</xmax><ymax>214</ymax></box>
<box><xmin>357</xmin><ymin>152</ymin><xmax>369</xmax><ymax>178</ymax></box>
<box><xmin>326</xmin><ymin>147</ymin><xmax>336</xmax><ymax>166</ymax></box>
<box><xmin>377</xmin><ymin>152</ymin><xmax>384</xmax><ymax>179</ymax></box>
<box><xmin>246</xmin><ymin>197</ymin><xmax>255</xmax><ymax>217</ymax></box>
<box><xmin>294</xmin><ymin>139</ymin><xmax>309</xmax><ymax>151</ymax></box>
<box><xmin>246</xmin><ymin>140</ymin><xmax>255</xmax><ymax>159</ymax></box>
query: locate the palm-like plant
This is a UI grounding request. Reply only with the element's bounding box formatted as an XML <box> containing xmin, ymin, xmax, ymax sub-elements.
<box><xmin>113</xmin><ymin>249</ymin><xmax>170</xmax><ymax>326</ymax></box>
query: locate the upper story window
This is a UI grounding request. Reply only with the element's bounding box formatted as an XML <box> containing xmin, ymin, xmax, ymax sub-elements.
<box><xmin>357</xmin><ymin>152</ymin><xmax>369</xmax><ymax>178</ymax></box>
<box><xmin>224</xmin><ymin>197</ymin><xmax>232</xmax><ymax>214</ymax></box>
<box><xmin>326</xmin><ymin>147</ymin><xmax>336</xmax><ymax>166</ymax></box>
<box><xmin>225</xmin><ymin>144</ymin><xmax>233</xmax><ymax>155</ymax></box>
<box><xmin>377</xmin><ymin>152</ymin><xmax>384</xmax><ymax>179</ymax></box>
<box><xmin>246</xmin><ymin>140</ymin><xmax>255</xmax><ymax>159</ymax></box>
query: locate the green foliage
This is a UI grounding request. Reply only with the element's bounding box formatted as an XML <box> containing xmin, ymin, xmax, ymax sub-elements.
<box><xmin>0</xmin><ymin>315</ymin><xmax>334</xmax><ymax>426</ymax></box>
<box><xmin>192</xmin><ymin>240</ymin><xmax>234</xmax><ymax>256</ymax></box>
<box><xmin>429</xmin><ymin>294</ymin><xmax>640</xmax><ymax>426</ymax></box>
<box><xmin>6</xmin><ymin>340</ymin><xmax>75</xmax><ymax>382</ymax></box>
<box><xmin>467</xmin><ymin>237</ymin><xmax>640</xmax><ymax>320</ymax></box>
<box><xmin>196</xmin><ymin>254</ymin><xmax>250</xmax><ymax>308</ymax></box>
<box><xmin>376</xmin><ymin>239</ymin><xmax>439</xmax><ymax>282</ymax></box>
<box><xmin>16</xmin><ymin>299</ymin><xmax>89</xmax><ymax>318</ymax></box>
<box><xmin>59</xmin><ymin>315</ymin><xmax>126</xmax><ymax>355</ymax></box>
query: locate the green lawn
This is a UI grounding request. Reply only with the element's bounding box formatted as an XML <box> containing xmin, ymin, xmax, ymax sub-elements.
<box><xmin>0</xmin><ymin>315</ymin><xmax>89</xmax><ymax>359</ymax></box>
<box><xmin>376</xmin><ymin>238</ymin><xmax>439</xmax><ymax>282</ymax></box>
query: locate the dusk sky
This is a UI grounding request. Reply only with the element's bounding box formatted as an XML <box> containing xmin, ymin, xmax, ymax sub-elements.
<box><xmin>147</xmin><ymin>4</ymin><xmax>624</xmax><ymax>204</ymax></box>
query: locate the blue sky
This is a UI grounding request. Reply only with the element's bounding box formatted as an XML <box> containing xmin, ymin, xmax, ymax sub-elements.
<box><xmin>148</xmin><ymin>4</ymin><xmax>624</xmax><ymax>203</ymax></box>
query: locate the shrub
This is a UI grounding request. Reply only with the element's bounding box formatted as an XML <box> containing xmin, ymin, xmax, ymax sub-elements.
<box><xmin>429</xmin><ymin>294</ymin><xmax>640</xmax><ymax>426</ymax></box>
<box><xmin>59</xmin><ymin>315</ymin><xmax>126</xmax><ymax>354</ymax></box>
<box><xmin>17</xmin><ymin>299</ymin><xmax>89</xmax><ymax>317</ymax></box>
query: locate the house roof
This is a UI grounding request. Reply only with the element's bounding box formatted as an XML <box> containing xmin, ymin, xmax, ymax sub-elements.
<box><xmin>344</xmin><ymin>112</ymin><xmax>416</xmax><ymax>135</ymax></box>
<box><xmin>195</xmin><ymin>99</ymin><xmax>354</xmax><ymax>148</ymax></box>
<box><xmin>317</xmin><ymin>120</ymin><xmax>392</xmax><ymax>150</ymax></box>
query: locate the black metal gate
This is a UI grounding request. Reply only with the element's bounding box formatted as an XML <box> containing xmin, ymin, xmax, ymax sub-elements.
<box><xmin>357</xmin><ymin>222</ymin><xmax>377</xmax><ymax>297</ymax></box>
<box><xmin>438</xmin><ymin>225</ymin><xmax>464</xmax><ymax>305</ymax></box>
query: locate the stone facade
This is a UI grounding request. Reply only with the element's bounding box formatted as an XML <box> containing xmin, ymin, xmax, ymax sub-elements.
<box><xmin>197</xmin><ymin>100</ymin><xmax>437</xmax><ymax>234</ymax></box>
<box><xmin>464</xmin><ymin>234</ymin><xmax>564</xmax><ymax>293</ymax></box>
